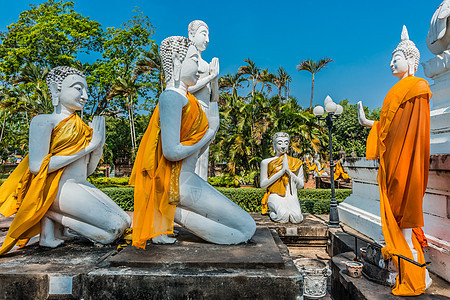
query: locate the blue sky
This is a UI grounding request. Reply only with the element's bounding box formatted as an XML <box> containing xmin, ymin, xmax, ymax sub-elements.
<box><xmin>0</xmin><ymin>0</ymin><xmax>443</xmax><ymax>110</ymax></box>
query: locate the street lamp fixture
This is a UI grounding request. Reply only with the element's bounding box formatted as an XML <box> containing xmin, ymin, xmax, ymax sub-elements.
<box><xmin>313</xmin><ymin>95</ymin><xmax>343</xmax><ymax>228</ymax></box>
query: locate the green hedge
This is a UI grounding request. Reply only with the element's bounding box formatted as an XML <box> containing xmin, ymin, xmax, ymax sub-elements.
<box><xmin>99</xmin><ymin>186</ymin><xmax>352</xmax><ymax>215</ymax></box>
<box><xmin>100</xmin><ymin>187</ymin><xmax>135</xmax><ymax>211</ymax></box>
<box><xmin>89</xmin><ymin>177</ymin><xmax>130</xmax><ymax>188</ymax></box>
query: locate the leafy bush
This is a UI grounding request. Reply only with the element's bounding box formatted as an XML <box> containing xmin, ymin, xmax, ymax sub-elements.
<box><xmin>89</xmin><ymin>177</ymin><xmax>131</xmax><ymax>188</ymax></box>
<box><xmin>100</xmin><ymin>187</ymin><xmax>134</xmax><ymax>211</ymax></box>
<box><xmin>99</xmin><ymin>185</ymin><xmax>352</xmax><ymax>215</ymax></box>
<box><xmin>207</xmin><ymin>174</ymin><xmax>240</xmax><ymax>188</ymax></box>
<box><xmin>217</xmin><ymin>188</ymin><xmax>265</xmax><ymax>212</ymax></box>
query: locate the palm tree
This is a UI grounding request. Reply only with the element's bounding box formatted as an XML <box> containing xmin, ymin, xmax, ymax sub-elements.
<box><xmin>296</xmin><ymin>58</ymin><xmax>334</xmax><ymax>110</ymax></box>
<box><xmin>108</xmin><ymin>77</ymin><xmax>141</xmax><ymax>152</ymax></box>
<box><xmin>134</xmin><ymin>43</ymin><xmax>164</xmax><ymax>95</ymax></box>
<box><xmin>219</xmin><ymin>73</ymin><xmax>245</xmax><ymax>96</ymax></box>
<box><xmin>238</xmin><ymin>58</ymin><xmax>259</xmax><ymax>97</ymax></box>
<box><xmin>271</xmin><ymin>67</ymin><xmax>292</xmax><ymax>101</ymax></box>
<box><xmin>257</xmin><ymin>69</ymin><xmax>275</xmax><ymax>94</ymax></box>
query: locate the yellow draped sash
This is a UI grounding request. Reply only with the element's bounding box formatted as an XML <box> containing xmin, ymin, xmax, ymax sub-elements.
<box><xmin>130</xmin><ymin>92</ymin><xmax>208</xmax><ymax>249</ymax></box>
<box><xmin>366</xmin><ymin>76</ymin><xmax>431</xmax><ymax>296</ymax></box>
<box><xmin>0</xmin><ymin>113</ymin><xmax>92</xmax><ymax>255</ymax></box>
<box><xmin>334</xmin><ymin>160</ymin><xmax>350</xmax><ymax>180</ymax></box>
<box><xmin>261</xmin><ymin>155</ymin><xmax>302</xmax><ymax>214</ymax></box>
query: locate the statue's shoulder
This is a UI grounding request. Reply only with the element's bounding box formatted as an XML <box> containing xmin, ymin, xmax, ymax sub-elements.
<box><xmin>159</xmin><ymin>89</ymin><xmax>186</xmax><ymax>105</ymax></box>
<box><xmin>261</xmin><ymin>157</ymin><xmax>276</xmax><ymax>165</ymax></box>
<box><xmin>30</xmin><ymin>114</ymin><xmax>54</xmax><ymax>129</ymax></box>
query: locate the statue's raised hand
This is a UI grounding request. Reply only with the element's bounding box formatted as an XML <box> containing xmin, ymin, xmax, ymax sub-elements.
<box><xmin>88</xmin><ymin>116</ymin><xmax>105</xmax><ymax>151</ymax></box>
<box><xmin>357</xmin><ymin>101</ymin><xmax>374</xmax><ymax>128</ymax></box>
<box><xmin>282</xmin><ymin>154</ymin><xmax>290</xmax><ymax>174</ymax></box>
<box><xmin>209</xmin><ymin>57</ymin><xmax>220</xmax><ymax>79</ymax></box>
<box><xmin>208</xmin><ymin>102</ymin><xmax>220</xmax><ymax>133</ymax></box>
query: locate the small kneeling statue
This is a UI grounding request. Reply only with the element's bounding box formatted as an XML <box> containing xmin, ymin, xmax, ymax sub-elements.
<box><xmin>260</xmin><ymin>132</ymin><xmax>304</xmax><ymax>223</ymax></box>
<box><xmin>0</xmin><ymin>66</ymin><xmax>131</xmax><ymax>255</ymax></box>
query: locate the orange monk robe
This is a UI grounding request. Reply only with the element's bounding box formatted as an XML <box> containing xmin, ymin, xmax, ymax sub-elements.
<box><xmin>261</xmin><ymin>155</ymin><xmax>302</xmax><ymax>214</ymax></box>
<box><xmin>130</xmin><ymin>92</ymin><xmax>208</xmax><ymax>249</ymax></box>
<box><xmin>334</xmin><ymin>160</ymin><xmax>351</xmax><ymax>180</ymax></box>
<box><xmin>366</xmin><ymin>76</ymin><xmax>431</xmax><ymax>296</ymax></box>
<box><xmin>0</xmin><ymin>113</ymin><xmax>92</xmax><ymax>255</ymax></box>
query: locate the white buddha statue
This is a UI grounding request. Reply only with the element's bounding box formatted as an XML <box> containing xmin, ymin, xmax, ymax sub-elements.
<box><xmin>357</xmin><ymin>26</ymin><xmax>432</xmax><ymax>294</ymax></box>
<box><xmin>0</xmin><ymin>66</ymin><xmax>131</xmax><ymax>255</ymax></box>
<box><xmin>260</xmin><ymin>132</ymin><xmax>304</xmax><ymax>223</ymax></box>
<box><xmin>187</xmin><ymin>20</ymin><xmax>219</xmax><ymax>181</ymax></box>
<box><xmin>130</xmin><ymin>36</ymin><xmax>255</xmax><ymax>247</ymax></box>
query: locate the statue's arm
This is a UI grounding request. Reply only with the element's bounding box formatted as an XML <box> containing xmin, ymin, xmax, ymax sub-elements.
<box><xmin>357</xmin><ymin>101</ymin><xmax>374</xmax><ymax>128</ymax></box>
<box><xmin>197</xmin><ymin>102</ymin><xmax>219</xmax><ymax>156</ymax></box>
<box><xmin>188</xmin><ymin>74</ymin><xmax>215</xmax><ymax>94</ymax></box>
<box><xmin>289</xmin><ymin>165</ymin><xmax>305</xmax><ymax>189</ymax></box>
<box><xmin>210</xmin><ymin>58</ymin><xmax>219</xmax><ymax>102</ymax></box>
<box><xmin>260</xmin><ymin>158</ymin><xmax>285</xmax><ymax>189</ymax></box>
<box><xmin>159</xmin><ymin>91</ymin><xmax>217</xmax><ymax>161</ymax></box>
<box><xmin>188</xmin><ymin>58</ymin><xmax>219</xmax><ymax>102</ymax></box>
<box><xmin>29</xmin><ymin>116</ymin><xmax>102</xmax><ymax>175</ymax></box>
<box><xmin>87</xmin><ymin>117</ymin><xmax>106</xmax><ymax>176</ymax></box>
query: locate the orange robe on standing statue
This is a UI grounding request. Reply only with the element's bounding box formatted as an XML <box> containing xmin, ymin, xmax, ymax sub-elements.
<box><xmin>366</xmin><ymin>76</ymin><xmax>431</xmax><ymax>296</ymax></box>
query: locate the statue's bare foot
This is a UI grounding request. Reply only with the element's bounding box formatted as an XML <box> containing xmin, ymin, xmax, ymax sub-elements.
<box><xmin>425</xmin><ymin>270</ymin><xmax>432</xmax><ymax>290</ymax></box>
<box><xmin>39</xmin><ymin>237</ymin><xmax>64</xmax><ymax>248</ymax></box>
<box><xmin>152</xmin><ymin>234</ymin><xmax>176</xmax><ymax>244</ymax></box>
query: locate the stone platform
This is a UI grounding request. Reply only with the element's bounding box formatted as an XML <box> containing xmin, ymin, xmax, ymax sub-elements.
<box><xmin>0</xmin><ymin>226</ymin><xmax>302</xmax><ymax>300</ymax></box>
<box><xmin>331</xmin><ymin>252</ymin><xmax>450</xmax><ymax>300</ymax></box>
<box><xmin>251</xmin><ymin>212</ymin><xmax>329</xmax><ymax>247</ymax></box>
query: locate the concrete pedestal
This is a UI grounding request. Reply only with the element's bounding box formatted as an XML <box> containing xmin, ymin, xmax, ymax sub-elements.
<box><xmin>423</xmin><ymin>50</ymin><xmax>450</xmax><ymax>155</ymax></box>
<box><xmin>337</xmin><ymin>156</ymin><xmax>450</xmax><ymax>282</ymax></box>
<box><xmin>0</xmin><ymin>227</ymin><xmax>303</xmax><ymax>300</ymax></box>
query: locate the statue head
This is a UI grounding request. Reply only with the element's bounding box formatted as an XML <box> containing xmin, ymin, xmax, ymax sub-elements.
<box><xmin>46</xmin><ymin>66</ymin><xmax>87</xmax><ymax>109</ymax></box>
<box><xmin>160</xmin><ymin>36</ymin><xmax>199</xmax><ymax>86</ymax></box>
<box><xmin>391</xmin><ymin>26</ymin><xmax>420</xmax><ymax>78</ymax></box>
<box><xmin>188</xmin><ymin>20</ymin><xmax>209</xmax><ymax>52</ymax></box>
<box><xmin>273</xmin><ymin>132</ymin><xmax>290</xmax><ymax>155</ymax></box>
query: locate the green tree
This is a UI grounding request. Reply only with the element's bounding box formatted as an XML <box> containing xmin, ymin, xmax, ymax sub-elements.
<box><xmin>86</xmin><ymin>11</ymin><xmax>156</xmax><ymax>117</ymax></box>
<box><xmin>331</xmin><ymin>100</ymin><xmax>380</xmax><ymax>158</ymax></box>
<box><xmin>296</xmin><ymin>58</ymin><xmax>334</xmax><ymax>111</ymax></box>
<box><xmin>219</xmin><ymin>73</ymin><xmax>245</xmax><ymax>97</ymax></box>
<box><xmin>238</xmin><ymin>58</ymin><xmax>259</xmax><ymax>97</ymax></box>
<box><xmin>271</xmin><ymin>67</ymin><xmax>292</xmax><ymax>101</ymax></box>
<box><xmin>0</xmin><ymin>0</ymin><xmax>102</xmax><ymax>80</ymax></box>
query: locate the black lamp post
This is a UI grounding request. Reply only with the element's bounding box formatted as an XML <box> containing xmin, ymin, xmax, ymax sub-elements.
<box><xmin>313</xmin><ymin>96</ymin><xmax>343</xmax><ymax>228</ymax></box>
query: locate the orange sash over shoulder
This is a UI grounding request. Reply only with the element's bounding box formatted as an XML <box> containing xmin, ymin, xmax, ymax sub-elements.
<box><xmin>261</xmin><ymin>155</ymin><xmax>302</xmax><ymax>214</ymax></box>
<box><xmin>130</xmin><ymin>92</ymin><xmax>208</xmax><ymax>249</ymax></box>
<box><xmin>0</xmin><ymin>113</ymin><xmax>92</xmax><ymax>255</ymax></box>
<box><xmin>366</xmin><ymin>76</ymin><xmax>431</xmax><ymax>296</ymax></box>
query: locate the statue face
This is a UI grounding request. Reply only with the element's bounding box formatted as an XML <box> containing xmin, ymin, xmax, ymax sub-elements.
<box><xmin>58</xmin><ymin>74</ymin><xmax>88</xmax><ymax>111</ymax></box>
<box><xmin>191</xmin><ymin>25</ymin><xmax>209</xmax><ymax>52</ymax></box>
<box><xmin>180</xmin><ymin>44</ymin><xmax>200</xmax><ymax>86</ymax></box>
<box><xmin>274</xmin><ymin>136</ymin><xmax>290</xmax><ymax>155</ymax></box>
<box><xmin>390</xmin><ymin>51</ymin><xmax>408</xmax><ymax>78</ymax></box>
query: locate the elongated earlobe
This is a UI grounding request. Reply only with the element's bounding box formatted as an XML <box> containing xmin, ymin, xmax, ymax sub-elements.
<box><xmin>49</xmin><ymin>82</ymin><xmax>60</xmax><ymax>106</ymax></box>
<box><xmin>173</xmin><ymin>53</ymin><xmax>181</xmax><ymax>82</ymax></box>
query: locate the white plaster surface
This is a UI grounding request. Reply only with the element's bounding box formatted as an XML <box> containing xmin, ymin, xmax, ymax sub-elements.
<box><xmin>49</xmin><ymin>276</ymin><xmax>73</xmax><ymax>295</ymax></box>
<box><xmin>339</xmin><ymin>157</ymin><xmax>450</xmax><ymax>282</ymax></box>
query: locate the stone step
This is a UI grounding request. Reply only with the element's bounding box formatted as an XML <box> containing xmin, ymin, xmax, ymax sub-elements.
<box><xmin>251</xmin><ymin>213</ymin><xmax>329</xmax><ymax>247</ymax></box>
<box><xmin>331</xmin><ymin>252</ymin><xmax>450</xmax><ymax>300</ymax></box>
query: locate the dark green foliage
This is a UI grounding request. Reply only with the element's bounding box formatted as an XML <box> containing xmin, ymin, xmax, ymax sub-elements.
<box><xmin>97</xmin><ymin>184</ymin><xmax>352</xmax><ymax>215</ymax></box>
<box><xmin>207</xmin><ymin>175</ymin><xmax>240</xmax><ymax>188</ymax></box>
<box><xmin>217</xmin><ymin>188</ymin><xmax>266</xmax><ymax>212</ymax></box>
<box><xmin>100</xmin><ymin>186</ymin><xmax>134</xmax><ymax>211</ymax></box>
<box><xmin>332</xmin><ymin>99</ymin><xmax>381</xmax><ymax>158</ymax></box>
<box><xmin>89</xmin><ymin>176</ymin><xmax>130</xmax><ymax>188</ymax></box>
